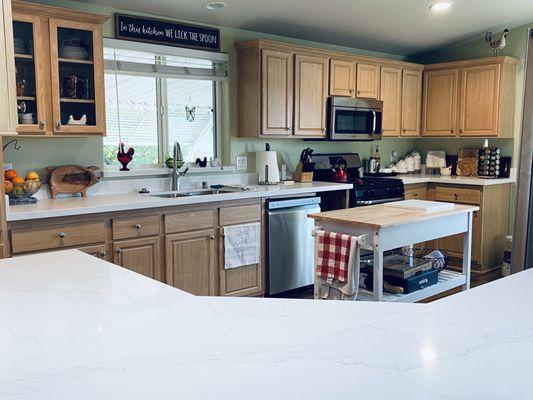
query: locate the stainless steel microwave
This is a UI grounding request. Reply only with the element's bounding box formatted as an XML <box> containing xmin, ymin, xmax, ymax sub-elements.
<box><xmin>327</xmin><ymin>97</ymin><xmax>383</xmax><ymax>141</ymax></box>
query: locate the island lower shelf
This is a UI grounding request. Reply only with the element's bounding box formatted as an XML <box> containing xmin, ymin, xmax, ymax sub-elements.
<box><xmin>356</xmin><ymin>269</ymin><xmax>467</xmax><ymax>302</ymax></box>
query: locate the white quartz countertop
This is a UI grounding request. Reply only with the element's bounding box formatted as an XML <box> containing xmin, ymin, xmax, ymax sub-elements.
<box><xmin>6</xmin><ymin>182</ymin><xmax>351</xmax><ymax>222</ymax></box>
<box><xmin>395</xmin><ymin>173</ymin><xmax>516</xmax><ymax>186</ymax></box>
<box><xmin>0</xmin><ymin>250</ymin><xmax>531</xmax><ymax>399</ymax></box>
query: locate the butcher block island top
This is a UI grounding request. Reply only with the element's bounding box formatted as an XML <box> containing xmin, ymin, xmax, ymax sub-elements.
<box><xmin>308</xmin><ymin>203</ymin><xmax>479</xmax><ymax>229</ymax></box>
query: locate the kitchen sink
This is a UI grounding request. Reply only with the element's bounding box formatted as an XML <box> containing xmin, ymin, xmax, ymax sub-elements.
<box><xmin>149</xmin><ymin>189</ymin><xmax>229</xmax><ymax>198</ymax></box>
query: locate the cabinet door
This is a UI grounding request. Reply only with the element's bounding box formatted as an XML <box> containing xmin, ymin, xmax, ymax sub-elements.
<box><xmin>113</xmin><ymin>237</ymin><xmax>161</xmax><ymax>280</ymax></box>
<box><xmin>78</xmin><ymin>243</ymin><xmax>108</xmax><ymax>261</ymax></box>
<box><xmin>379</xmin><ymin>66</ymin><xmax>402</xmax><ymax>137</ymax></box>
<box><xmin>329</xmin><ymin>59</ymin><xmax>355</xmax><ymax>97</ymax></box>
<box><xmin>401</xmin><ymin>69</ymin><xmax>422</xmax><ymax>136</ymax></box>
<box><xmin>422</xmin><ymin>69</ymin><xmax>458</xmax><ymax>136</ymax></box>
<box><xmin>49</xmin><ymin>18</ymin><xmax>105</xmax><ymax>135</ymax></box>
<box><xmin>356</xmin><ymin>63</ymin><xmax>380</xmax><ymax>99</ymax></box>
<box><xmin>0</xmin><ymin>0</ymin><xmax>17</xmax><ymax>136</ymax></box>
<box><xmin>166</xmin><ymin>229</ymin><xmax>216</xmax><ymax>296</ymax></box>
<box><xmin>261</xmin><ymin>49</ymin><xmax>293</xmax><ymax>136</ymax></box>
<box><xmin>12</xmin><ymin>13</ymin><xmax>50</xmax><ymax>134</ymax></box>
<box><xmin>294</xmin><ymin>54</ymin><xmax>328</xmax><ymax>137</ymax></box>
<box><xmin>436</xmin><ymin>209</ymin><xmax>481</xmax><ymax>264</ymax></box>
<box><xmin>458</xmin><ymin>64</ymin><xmax>501</xmax><ymax>137</ymax></box>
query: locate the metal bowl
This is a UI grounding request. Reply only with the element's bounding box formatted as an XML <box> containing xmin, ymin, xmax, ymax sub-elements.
<box><xmin>8</xmin><ymin>180</ymin><xmax>42</xmax><ymax>198</ymax></box>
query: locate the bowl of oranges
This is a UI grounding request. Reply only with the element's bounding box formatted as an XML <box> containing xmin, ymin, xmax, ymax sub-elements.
<box><xmin>4</xmin><ymin>169</ymin><xmax>42</xmax><ymax>199</ymax></box>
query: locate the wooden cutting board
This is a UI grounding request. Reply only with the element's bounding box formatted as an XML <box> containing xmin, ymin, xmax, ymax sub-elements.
<box><xmin>456</xmin><ymin>148</ymin><xmax>478</xmax><ymax>176</ymax></box>
<box><xmin>47</xmin><ymin>165</ymin><xmax>100</xmax><ymax>198</ymax></box>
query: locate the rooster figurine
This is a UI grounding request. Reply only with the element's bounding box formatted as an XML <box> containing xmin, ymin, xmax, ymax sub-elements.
<box><xmin>485</xmin><ymin>29</ymin><xmax>509</xmax><ymax>56</ymax></box>
<box><xmin>117</xmin><ymin>142</ymin><xmax>135</xmax><ymax>171</ymax></box>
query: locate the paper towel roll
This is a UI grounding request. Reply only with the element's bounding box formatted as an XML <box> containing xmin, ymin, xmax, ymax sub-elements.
<box><xmin>258</xmin><ymin>151</ymin><xmax>280</xmax><ymax>184</ymax></box>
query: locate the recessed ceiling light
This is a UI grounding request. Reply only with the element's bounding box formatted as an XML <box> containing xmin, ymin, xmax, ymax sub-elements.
<box><xmin>203</xmin><ymin>1</ymin><xmax>227</xmax><ymax>10</ymax></box>
<box><xmin>429</xmin><ymin>1</ymin><xmax>451</xmax><ymax>11</ymax></box>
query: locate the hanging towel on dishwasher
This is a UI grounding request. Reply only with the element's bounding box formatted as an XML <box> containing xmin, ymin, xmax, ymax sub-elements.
<box><xmin>314</xmin><ymin>230</ymin><xmax>364</xmax><ymax>300</ymax></box>
<box><xmin>223</xmin><ymin>223</ymin><xmax>261</xmax><ymax>269</ymax></box>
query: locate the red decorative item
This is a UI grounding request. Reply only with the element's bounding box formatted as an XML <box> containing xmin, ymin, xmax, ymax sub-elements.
<box><xmin>117</xmin><ymin>142</ymin><xmax>135</xmax><ymax>171</ymax></box>
<box><xmin>332</xmin><ymin>158</ymin><xmax>348</xmax><ymax>182</ymax></box>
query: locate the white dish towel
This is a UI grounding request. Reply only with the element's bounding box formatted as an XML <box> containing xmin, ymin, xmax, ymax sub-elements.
<box><xmin>223</xmin><ymin>223</ymin><xmax>261</xmax><ymax>269</ymax></box>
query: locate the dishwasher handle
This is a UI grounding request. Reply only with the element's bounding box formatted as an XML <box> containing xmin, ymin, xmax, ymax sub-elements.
<box><xmin>267</xmin><ymin>196</ymin><xmax>321</xmax><ymax>210</ymax></box>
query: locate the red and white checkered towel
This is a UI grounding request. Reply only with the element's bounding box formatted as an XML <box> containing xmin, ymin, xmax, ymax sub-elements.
<box><xmin>316</xmin><ymin>230</ymin><xmax>357</xmax><ymax>284</ymax></box>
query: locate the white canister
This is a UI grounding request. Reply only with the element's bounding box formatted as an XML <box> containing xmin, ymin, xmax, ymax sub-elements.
<box><xmin>413</xmin><ymin>153</ymin><xmax>422</xmax><ymax>171</ymax></box>
<box><xmin>405</xmin><ymin>156</ymin><xmax>415</xmax><ymax>173</ymax></box>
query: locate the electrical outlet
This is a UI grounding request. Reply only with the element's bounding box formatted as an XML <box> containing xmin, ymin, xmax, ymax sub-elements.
<box><xmin>235</xmin><ymin>156</ymin><xmax>247</xmax><ymax>171</ymax></box>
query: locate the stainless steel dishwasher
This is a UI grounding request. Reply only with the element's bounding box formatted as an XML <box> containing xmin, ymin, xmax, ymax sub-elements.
<box><xmin>266</xmin><ymin>197</ymin><xmax>321</xmax><ymax>296</ymax></box>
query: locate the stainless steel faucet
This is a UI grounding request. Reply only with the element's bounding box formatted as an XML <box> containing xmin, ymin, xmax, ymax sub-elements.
<box><xmin>171</xmin><ymin>142</ymin><xmax>189</xmax><ymax>191</ymax></box>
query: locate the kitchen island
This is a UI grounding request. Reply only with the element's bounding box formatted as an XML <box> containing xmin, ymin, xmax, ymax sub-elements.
<box><xmin>0</xmin><ymin>250</ymin><xmax>531</xmax><ymax>399</ymax></box>
<box><xmin>309</xmin><ymin>202</ymin><xmax>478</xmax><ymax>302</ymax></box>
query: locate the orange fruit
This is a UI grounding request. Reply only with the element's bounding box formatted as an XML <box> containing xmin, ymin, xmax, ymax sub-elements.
<box><xmin>4</xmin><ymin>169</ymin><xmax>17</xmax><ymax>181</ymax></box>
<box><xmin>26</xmin><ymin>171</ymin><xmax>40</xmax><ymax>181</ymax></box>
<box><xmin>12</xmin><ymin>177</ymin><xmax>25</xmax><ymax>184</ymax></box>
<box><xmin>4</xmin><ymin>181</ymin><xmax>13</xmax><ymax>194</ymax></box>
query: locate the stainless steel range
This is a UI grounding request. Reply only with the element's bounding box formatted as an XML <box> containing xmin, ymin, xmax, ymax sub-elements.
<box><xmin>312</xmin><ymin>153</ymin><xmax>405</xmax><ymax>209</ymax></box>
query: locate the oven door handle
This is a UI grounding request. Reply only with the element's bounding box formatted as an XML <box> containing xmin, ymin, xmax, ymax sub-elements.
<box><xmin>356</xmin><ymin>196</ymin><xmax>405</xmax><ymax>206</ymax></box>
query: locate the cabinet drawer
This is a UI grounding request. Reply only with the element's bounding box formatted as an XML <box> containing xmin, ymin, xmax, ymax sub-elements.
<box><xmin>11</xmin><ymin>222</ymin><xmax>105</xmax><ymax>254</ymax></box>
<box><xmin>112</xmin><ymin>215</ymin><xmax>160</xmax><ymax>240</ymax></box>
<box><xmin>219</xmin><ymin>204</ymin><xmax>261</xmax><ymax>225</ymax></box>
<box><xmin>165</xmin><ymin>210</ymin><xmax>215</xmax><ymax>234</ymax></box>
<box><xmin>434</xmin><ymin>186</ymin><xmax>481</xmax><ymax>204</ymax></box>
<box><xmin>405</xmin><ymin>185</ymin><xmax>427</xmax><ymax>200</ymax></box>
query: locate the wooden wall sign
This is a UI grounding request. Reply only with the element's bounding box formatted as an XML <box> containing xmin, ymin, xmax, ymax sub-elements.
<box><xmin>115</xmin><ymin>14</ymin><xmax>220</xmax><ymax>52</ymax></box>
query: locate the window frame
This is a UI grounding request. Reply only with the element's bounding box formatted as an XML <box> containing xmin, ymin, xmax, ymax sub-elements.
<box><xmin>103</xmin><ymin>38</ymin><xmax>226</xmax><ymax>169</ymax></box>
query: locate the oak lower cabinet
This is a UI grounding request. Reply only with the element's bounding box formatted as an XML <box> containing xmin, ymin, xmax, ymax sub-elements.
<box><xmin>113</xmin><ymin>237</ymin><xmax>161</xmax><ymax>280</ymax></box>
<box><xmin>427</xmin><ymin>183</ymin><xmax>511</xmax><ymax>273</ymax></box>
<box><xmin>404</xmin><ymin>183</ymin><xmax>428</xmax><ymax>200</ymax></box>
<box><xmin>165</xmin><ymin>229</ymin><xmax>217</xmax><ymax>296</ymax></box>
<box><xmin>78</xmin><ymin>244</ymin><xmax>108</xmax><ymax>261</ymax></box>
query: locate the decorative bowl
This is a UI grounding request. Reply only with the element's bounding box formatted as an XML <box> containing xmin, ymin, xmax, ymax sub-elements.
<box><xmin>8</xmin><ymin>180</ymin><xmax>42</xmax><ymax>198</ymax></box>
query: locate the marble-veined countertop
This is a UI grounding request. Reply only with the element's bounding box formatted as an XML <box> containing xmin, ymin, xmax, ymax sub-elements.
<box><xmin>0</xmin><ymin>250</ymin><xmax>530</xmax><ymax>399</ymax></box>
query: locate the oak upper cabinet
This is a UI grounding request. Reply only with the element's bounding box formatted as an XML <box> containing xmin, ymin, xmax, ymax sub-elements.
<box><xmin>261</xmin><ymin>49</ymin><xmax>293</xmax><ymax>135</ymax></box>
<box><xmin>329</xmin><ymin>59</ymin><xmax>355</xmax><ymax>97</ymax></box>
<box><xmin>401</xmin><ymin>69</ymin><xmax>422</xmax><ymax>136</ymax></box>
<box><xmin>10</xmin><ymin>1</ymin><xmax>108</xmax><ymax>135</ymax></box>
<box><xmin>0</xmin><ymin>0</ymin><xmax>17</xmax><ymax>135</ymax></box>
<box><xmin>422</xmin><ymin>57</ymin><xmax>517</xmax><ymax>138</ymax></box>
<box><xmin>422</xmin><ymin>68</ymin><xmax>459</xmax><ymax>137</ymax></box>
<box><xmin>166</xmin><ymin>229</ymin><xmax>217</xmax><ymax>296</ymax></box>
<box><xmin>293</xmin><ymin>54</ymin><xmax>328</xmax><ymax>137</ymax></box>
<box><xmin>379</xmin><ymin>66</ymin><xmax>402</xmax><ymax>136</ymax></box>
<box><xmin>113</xmin><ymin>237</ymin><xmax>161</xmax><ymax>280</ymax></box>
<box><xmin>458</xmin><ymin>64</ymin><xmax>505</xmax><ymax>137</ymax></box>
<box><xmin>356</xmin><ymin>63</ymin><xmax>380</xmax><ymax>99</ymax></box>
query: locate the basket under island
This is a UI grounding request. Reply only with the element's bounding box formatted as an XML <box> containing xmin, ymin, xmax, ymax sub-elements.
<box><xmin>308</xmin><ymin>202</ymin><xmax>479</xmax><ymax>302</ymax></box>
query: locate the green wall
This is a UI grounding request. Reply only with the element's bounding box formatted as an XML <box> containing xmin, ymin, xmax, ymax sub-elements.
<box><xmin>5</xmin><ymin>0</ymin><xmax>415</xmax><ymax>176</ymax></box>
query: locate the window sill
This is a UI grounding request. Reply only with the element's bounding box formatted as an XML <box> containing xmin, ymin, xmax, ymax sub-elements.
<box><xmin>102</xmin><ymin>165</ymin><xmax>237</xmax><ymax>179</ymax></box>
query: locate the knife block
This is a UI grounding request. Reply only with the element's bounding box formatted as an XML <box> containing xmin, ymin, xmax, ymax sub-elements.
<box><xmin>294</xmin><ymin>161</ymin><xmax>314</xmax><ymax>182</ymax></box>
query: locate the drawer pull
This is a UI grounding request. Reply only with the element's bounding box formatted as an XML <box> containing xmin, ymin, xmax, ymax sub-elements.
<box><xmin>58</xmin><ymin>232</ymin><xmax>66</xmax><ymax>239</ymax></box>
<box><xmin>135</xmin><ymin>223</ymin><xmax>142</xmax><ymax>230</ymax></box>
<box><xmin>413</xmin><ymin>193</ymin><xmax>418</xmax><ymax>197</ymax></box>
<box><xmin>98</xmin><ymin>250</ymin><xmax>106</xmax><ymax>257</ymax></box>
<box><xmin>115</xmin><ymin>249</ymin><xmax>123</xmax><ymax>255</ymax></box>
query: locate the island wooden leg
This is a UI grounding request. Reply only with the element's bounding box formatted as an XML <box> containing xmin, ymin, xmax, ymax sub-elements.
<box><xmin>462</xmin><ymin>212</ymin><xmax>473</xmax><ymax>290</ymax></box>
<box><xmin>373</xmin><ymin>232</ymin><xmax>383</xmax><ymax>301</ymax></box>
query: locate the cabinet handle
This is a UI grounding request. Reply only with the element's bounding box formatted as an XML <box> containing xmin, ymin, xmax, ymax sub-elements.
<box><xmin>286</xmin><ymin>127</ymin><xmax>291</xmax><ymax>131</ymax></box>
<box><xmin>349</xmin><ymin>89</ymin><xmax>354</xmax><ymax>94</ymax></box>
<box><xmin>459</xmin><ymin>128</ymin><xmax>463</xmax><ymax>134</ymax></box>
<box><xmin>115</xmin><ymin>249</ymin><xmax>123</xmax><ymax>255</ymax></box>
<box><xmin>134</xmin><ymin>223</ymin><xmax>142</xmax><ymax>230</ymax></box>
<box><xmin>450</xmin><ymin>129</ymin><xmax>454</xmax><ymax>134</ymax></box>
<box><xmin>357</xmin><ymin>90</ymin><xmax>361</xmax><ymax>96</ymax></box>
<box><xmin>98</xmin><ymin>250</ymin><xmax>106</xmax><ymax>257</ymax></box>
<box><xmin>58</xmin><ymin>232</ymin><xmax>66</xmax><ymax>239</ymax></box>
<box><xmin>473</xmin><ymin>211</ymin><xmax>478</xmax><ymax>218</ymax></box>
<box><xmin>56</xmin><ymin>121</ymin><xmax>61</xmax><ymax>130</ymax></box>
<box><xmin>39</xmin><ymin>120</ymin><xmax>46</xmax><ymax>130</ymax></box>
<box><xmin>209</xmin><ymin>234</ymin><xmax>216</xmax><ymax>240</ymax></box>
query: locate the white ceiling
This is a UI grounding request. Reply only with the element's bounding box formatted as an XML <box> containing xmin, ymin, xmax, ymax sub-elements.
<box><xmin>83</xmin><ymin>0</ymin><xmax>533</xmax><ymax>56</ymax></box>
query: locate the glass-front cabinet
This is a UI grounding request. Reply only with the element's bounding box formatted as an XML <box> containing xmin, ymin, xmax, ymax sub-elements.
<box><xmin>12</xmin><ymin>14</ymin><xmax>47</xmax><ymax>134</ymax></box>
<box><xmin>10</xmin><ymin>2</ymin><xmax>108</xmax><ymax>135</ymax></box>
<box><xmin>49</xmin><ymin>19</ymin><xmax>105</xmax><ymax>134</ymax></box>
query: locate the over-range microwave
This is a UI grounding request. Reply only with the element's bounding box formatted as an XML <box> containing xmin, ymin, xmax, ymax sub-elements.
<box><xmin>327</xmin><ymin>97</ymin><xmax>383</xmax><ymax>141</ymax></box>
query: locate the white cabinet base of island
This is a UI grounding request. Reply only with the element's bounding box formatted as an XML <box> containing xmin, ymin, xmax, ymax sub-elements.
<box><xmin>309</xmin><ymin>203</ymin><xmax>478</xmax><ymax>302</ymax></box>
